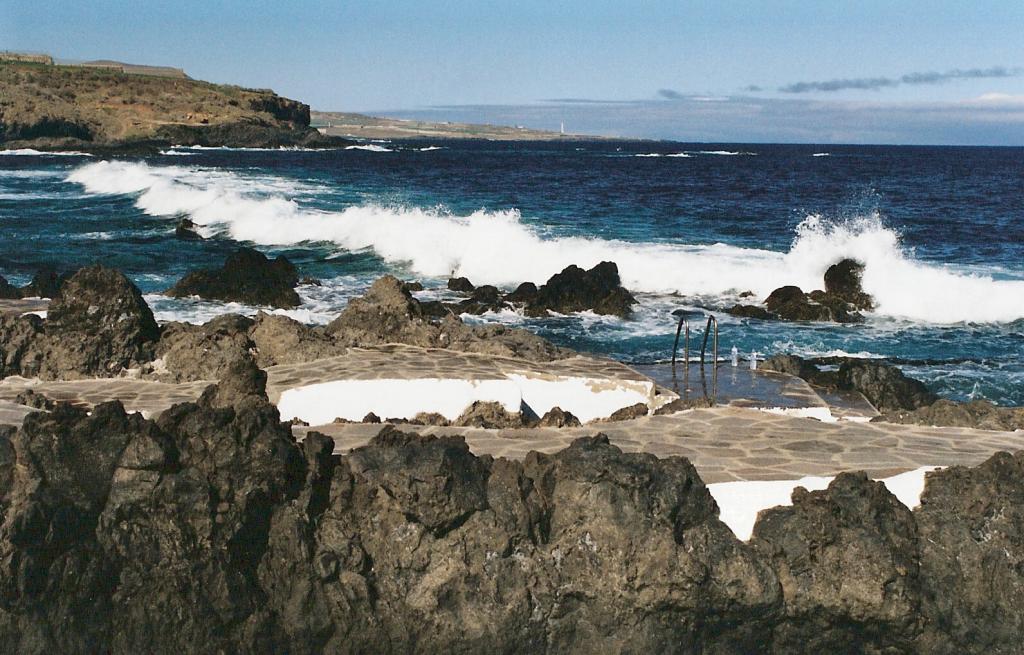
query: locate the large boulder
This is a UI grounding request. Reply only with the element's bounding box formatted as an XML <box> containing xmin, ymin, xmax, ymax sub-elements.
<box><xmin>751</xmin><ymin>473</ymin><xmax>922</xmax><ymax>652</ymax></box>
<box><xmin>0</xmin><ymin>276</ymin><xmax>20</xmax><ymax>300</ymax></box>
<box><xmin>324</xmin><ymin>275</ymin><xmax>439</xmax><ymax>347</ymax></box>
<box><xmin>526</xmin><ymin>262</ymin><xmax>636</xmax><ymax>318</ymax></box>
<box><xmin>248</xmin><ymin>312</ymin><xmax>346</xmax><ymax>367</ymax></box>
<box><xmin>19</xmin><ymin>267</ymin><xmax>66</xmax><ymax>299</ymax></box>
<box><xmin>765</xmin><ymin>285</ymin><xmax>862</xmax><ymax>323</ymax></box>
<box><xmin>326</xmin><ymin>276</ymin><xmax>568</xmax><ymax>362</ymax></box>
<box><xmin>837</xmin><ymin>360</ymin><xmax>938</xmax><ymax>413</ymax></box>
<box><xmin>165</xmin><ymin>247</ymin><xmax>301</xmax><ymax>308</ymax></box>
<box><xmin>150</xmin><ymin>314</ymin><xmax>256</xmax><ymax>382</ymax></box>
<box><xmin>759</xmin><ymin>355</ymin><xmax>938</xmax><ymax>414</ymax></box>
<box><xmin>824</xmin><ymin>259</ymin><xmax>874</xmax><ymax>311</ymax></box>
<box><xmin>29</xmin><ymin>266</ymin><xmax>160</xmax><ymax>380</ymax></box>
<box><xmin>915</xmin><ymin>452</ymin><xmax>1024</xmax><ymax>653</ymax></box>
<box><xmin>0</xmin><ymin>314</ymin><xmax>42</xmax><ymax>379</ymax></box>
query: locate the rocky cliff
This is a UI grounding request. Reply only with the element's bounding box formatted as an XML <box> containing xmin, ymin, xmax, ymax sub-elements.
<box><xmin>0</xmin><ymin>61</ymin><xmax>347</xmax><ymax>152</ymax></box>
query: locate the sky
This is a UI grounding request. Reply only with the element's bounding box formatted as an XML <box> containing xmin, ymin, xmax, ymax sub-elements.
<box><xmin>4</xmin><ymin>0</ymin><xmax>1024</xmax><ymax>144</ymax></box>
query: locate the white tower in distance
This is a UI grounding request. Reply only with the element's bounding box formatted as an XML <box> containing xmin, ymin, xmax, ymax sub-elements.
<box><xmin>560</xmin><ymin>120</ymin><xmax>565</xmax><ymax>135</ymax></box>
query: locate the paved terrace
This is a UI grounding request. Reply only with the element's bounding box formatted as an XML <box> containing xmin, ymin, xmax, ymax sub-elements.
<box><xmin>0</xmin><ymin>344</ymin><xmax>1021</xmax><ymax>483</ymax></box>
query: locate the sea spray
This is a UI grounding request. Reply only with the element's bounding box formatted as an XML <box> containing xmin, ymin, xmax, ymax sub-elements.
<box><xmin>67</xmin><ymin>160</ymin><xmax>1024</xmax><ymax>324</ymax></box>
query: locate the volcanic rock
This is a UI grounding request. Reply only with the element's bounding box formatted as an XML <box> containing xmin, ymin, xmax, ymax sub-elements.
<box><xmin>836</xmin><ymin>360</ymin><xmax>938</xmax><ymax>413</ymax></box>
<box><xmin>504</xmin><ymin>281</ymin><xmax>538</xmax><ymax>303</ymax></box>
<box><xmin>765</xmin><ymin>285</ymin><xmax>862</xmax><ymax>323</ymax></box>
<box><xmin>447</xmin><ymin>276</ymin><xmax>475</xmax><ymax>293</ymax></box>
<box><xmin>0</xmin><ymin>313</ymin><xmax>42</xmax><ymax>378</ymax></box>
<box><xmin>152</xmin><ymin>314</ymin><xmax>256</xmax><ymax>382</ymax></box>
<box><xmin>325</xmin><ymin>276</ymin><xmax>567</xmax><ymax>362</ymax></box>
<box><xmin>526</xmin><ymin>262</ymin><xmax>636</xmax><ymax>318</ymax></box>
<box><xmin>30</xmin><ymin>266</ymin><xmax>160</xmax><ymax>380</ymax></box>
<box><xmin>325</xmin><ymin>275</ymin><xmax>438</xmax><ymax>347</ymax></box>
<box><xmin>248</xmin><ymin>312</ymin><xmax>345</xmax><ymax>367</ymax></box>
<box><xmin>0</xmin><ymin>356</ymin><xmax>1022</xmax><ymax>651</ymax></box>
<box><xmin>532</xmin><ymin>406</ymin><xmax>581</xmax><ymax>428</ymax></box>
<box><xmin>173</xmin><ymin>218</ymin><xmax>203</xmax><ymax>241</ymax></box>
<box><xmin>824</xmin><ymin>259</ymin><xmax>874</xmax><ymax>310</ymax></box>
<box><xmin>751</xmin><ymin>472</ymin><xmax>922</xmax><ymax>652</ymax></box>
<box><xmin>453</xmin><ymin>401</ymin><xmax>525</xmax><ymax>428</ymax></box>
<box><xmin>877</xmin><ymin>398</ymin><xmax>1024</xmax><ymax>432</ymax></box>
<box><xmin>0</xmin><ymin>276</ymin><xmax>19</xmax><ymax>300</ymax></box>
<box><xmin>915</xmin><ymin>452</ymin><xmax>1024</xmax><ymax>653</ymax></box>
<box><xmin>166</xmin><ymin>247</ymin><xmax>301</xmax><ymax>308</ymax></box>
<box><xmin>603</xmin><ymin>402</ymin><xmax>649</xmax><ymax>422</ymax></box>
<box><xmin>19</xmin><ymin>267</ymin><xmax>65</xmax><ymax>299</ymax></box>
<box><xmin>726</xmin><ymin>304</ymin><xmax>774</xmax><ymax>320</ymax></box>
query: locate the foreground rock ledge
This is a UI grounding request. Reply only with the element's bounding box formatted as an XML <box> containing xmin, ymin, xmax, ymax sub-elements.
<box><xmin>0</xmin><ymin>364</ymin><xmax>1022</xmax><ymax>653</ymax></box>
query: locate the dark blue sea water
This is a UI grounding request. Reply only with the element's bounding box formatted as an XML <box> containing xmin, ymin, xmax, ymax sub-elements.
<box><xmin>2</xmin><ymin>142</ymin><xmax>1023</xmax><ymax>404</ymax></box>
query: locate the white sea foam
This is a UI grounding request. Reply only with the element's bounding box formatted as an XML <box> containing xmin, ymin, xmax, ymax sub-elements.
<box><xmin>0</xmin><ymin>148</ymin><xmax>93</xmax><ymax>157</ymax></box>
<box><xmin>687</xmin><ymin>150</ymin><xmax>756</xmax><ymax>156</ymax></box>
<box><xmin>417</xmin><ymin>146</ymin><xmax>444</xmax><ymax>151</ymax></box>
<box><xmin>67</xmin><ymin>160</ymin><xmax>1024</xmax><ymax>324</ymax></box>
<box><xmin>345</xmin><ymin>144</ymin><xmax>394</xmax><ymax>152</ymax></box>
<box><xmin>812</xmin><ymin>152</ymin><xmax>830</xmax><ymax>157</ymax></box>
<box><xmin>635</xmin><ymin>152</ymin><xmax>691</xmax><ymax>158</ymax></box>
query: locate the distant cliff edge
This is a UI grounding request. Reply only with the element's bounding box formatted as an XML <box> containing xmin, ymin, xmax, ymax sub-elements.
<box><xmin>0</xmin><ymin>58</ymin><xmax>350</xmax><ymax>153</ymax></box>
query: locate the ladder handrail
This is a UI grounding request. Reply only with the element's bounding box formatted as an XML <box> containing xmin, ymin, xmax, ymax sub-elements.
<box><xmin>671</xmin><ymin>311</ymin><xmax>719</xmax><ymax>404</ymax></box>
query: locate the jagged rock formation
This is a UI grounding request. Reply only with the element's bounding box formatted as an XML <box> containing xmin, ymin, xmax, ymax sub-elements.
<box><xmin>325</xmin><ymin>275</ymin><xmax>567</xmax><ymax>362</ymax></box>
<box><xmin>878</xmin><ymin>399</ymin><xmax>1024</xmax><ymax>431</ymax></box>
<box><xmin>761</xmin><ymin>354</ymin><xmax>938</xmax><ymax>413</ymax></box>
<box><xmin>6</xmin><ymin>266</ymin><xmax>161</xmax><ymax>380</ymax></box>
<box><xmin>727</xmin><ymin>258</ymin><xmax>873</xmax><ymax>323</ymax></box>
<box><xmin>0</xmin><ymin>363</ymin><xmax>1022</xmax><ymax>652</ymax></box>
<box><xmin>166</xmin><ymin>247</ymin><xmax>303</xmax><ymax>309</ymax></box>
<box><xmin>526</xmin><ymin>262</ymin><xmax>637</xmax><ymax>318</ymax></box>
<box><xmin>0</xmin><ymin>276</ymin><xmax>18</xmax><ymax>300</ymax></box>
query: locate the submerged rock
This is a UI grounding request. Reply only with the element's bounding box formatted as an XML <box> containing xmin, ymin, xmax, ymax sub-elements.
<box><xmin>525</xmin><ymin>262</ymin><xmax>636</xmax><ymax>318</ymax></box>
<box><xmin>166</xmin><ymin>247</ymin><xmax>301</xmax><ymax>308</ymax></box>
<box><xmin>173</xmin><ymin>218</ymin><xmax>203</xmax><ymax>241</ymax></box>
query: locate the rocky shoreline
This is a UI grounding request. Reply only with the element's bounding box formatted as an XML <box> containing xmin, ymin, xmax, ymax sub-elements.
<box><xmin>1</xmin><ymin>360</ymin><xmax>1022</xmax><ymax>653</ymax></box>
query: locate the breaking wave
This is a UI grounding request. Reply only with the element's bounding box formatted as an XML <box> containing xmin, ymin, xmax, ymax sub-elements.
<box><xmin>66</xmin><ymin>160</ymin><xmax>1024</xmax><ymax>324</ymax></box>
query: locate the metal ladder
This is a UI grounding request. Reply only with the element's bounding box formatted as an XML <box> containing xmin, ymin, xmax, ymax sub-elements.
<box><xmin>671</xmin><ymin>309</ymin><xmax>719</xmax><ymax>402</ymax></box>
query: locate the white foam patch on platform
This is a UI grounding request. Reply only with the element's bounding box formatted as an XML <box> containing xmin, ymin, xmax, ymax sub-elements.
<box><xmin>506</xmin><ymin>374</ymin><xmax>654</xmax><ymax>423</ymax></box>
<box><xmin>276</xmin><ymin>374</ymin><xmax>655</xmax><ymax>425</ymax></box>
<box><xmin>758</xmin><ymin>406</ymin><xmax>837</xmax><ymax>422</ymax></box>
<box><xmin>708</xmin><ymin>466</ymin><xmax>940</xmax><ymax>541</ymax></box>
<box><xmin>278</xmin><ymin>378</ymin><xmax>522</xmax><ymax>425</ymax></box>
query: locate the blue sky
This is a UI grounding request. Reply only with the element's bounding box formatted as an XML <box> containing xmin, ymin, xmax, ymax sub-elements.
<box><xmin>5</xmin><ymin>0</ymin><xmax>1024</xmax><ymax>143</ymax></box>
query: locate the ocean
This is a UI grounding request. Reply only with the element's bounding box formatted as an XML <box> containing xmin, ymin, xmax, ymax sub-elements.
<box><xmin>2</xmin><ymin>142</ymin><xmax>1023</xmax><ymax>404</ymax></box>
